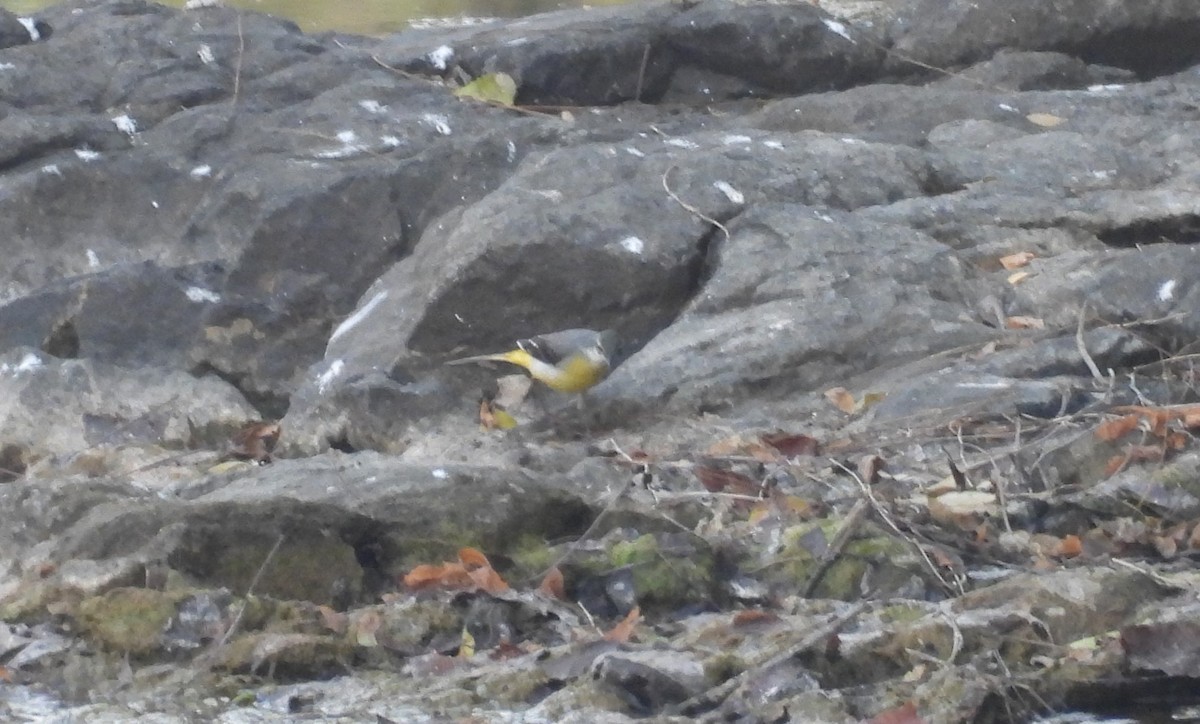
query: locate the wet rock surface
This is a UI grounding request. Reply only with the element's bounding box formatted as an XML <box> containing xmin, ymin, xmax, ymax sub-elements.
<box><xmin>4</xmin><ymin>0</ymin><xmax>1200</xmax><ymax>721</ymax></box>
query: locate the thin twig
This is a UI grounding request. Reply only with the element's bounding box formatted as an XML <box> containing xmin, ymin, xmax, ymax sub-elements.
<box><xmin>218</xmin><ymin>534</ymin><xmax>285</xmax><ymax>646</ymax></box>
<box><xmin>832</xmin><ymin>459</ymin><xmax>962</xmax><ymax>595</ymax></box>
<box><xmin>232</xmin><ymin>11</ymin><xmax>244</xmax><ymax>105</ymax></box>
<box><xmin>801</xmin><ymin>497</ymin><xmax>869</xmax><ymax>597</ymax></box>
<box><xmin>1076</xmin><ymin>303</ymin><xmax>1104</xmax><ymax>381</ymax></box>
<box><xmin>634</xmin><ymin>42</ymin><xmax>650</xmax><ymax>102</ymax></box>
<box><xmin>674</xmin><ymin>600</ymin><xmax>871</xmax><ymax>716</ymax></box>
<box><xmin>532</xmin><ymin>483</ymin><xmax>629</xmax><ymax>584</ymax></box>
<box><xmin>662</xmin><ymin>165</ymin><xmax>730</xmax><ymax>240</ymax></box>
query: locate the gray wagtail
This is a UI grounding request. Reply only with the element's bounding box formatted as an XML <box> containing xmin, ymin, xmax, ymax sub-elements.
<box><xmin>446</xmin><ymin>328</ymin><xmax>618</xmax><ymax>394</ymax></box>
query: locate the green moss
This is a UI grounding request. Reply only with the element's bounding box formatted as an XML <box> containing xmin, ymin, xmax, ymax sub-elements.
<box><xmin>878</xmin><ymin>603</ymin><xmax>927</xmax><ymax>625</ymax></box>
<box><xmin>704</xmin><ymin>652</ymin><xmax>746</xmax><ymax>686</ymax></box>
<box><xmin>507</xmin><ymin>534</ymin><xmax>557</xmax><ymax>577</ymax></box>
<box><xmin>207</xmin><ymin>536</ymin><xmax>360</xmax><ymax>607</ymax></box>
<box><xmin>609</xmin><ymin>534</ymin><xmax>714</xmax><ymax>611</ymax></box>
<box><xmin>76</xmin><ymin>587</ymin><xmax>188</xmax><ymax>654</ymax></box>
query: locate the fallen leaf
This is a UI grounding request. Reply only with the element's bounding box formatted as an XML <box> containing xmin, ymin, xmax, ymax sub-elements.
<box><xmin>317</xmin><ymin>605</ymin><xmax>347</xmax><ymax>634</ymax></box>
<box><xmin>1126</xmin><ymin>444</ymin><xmax>1166</xmax><ymax>463</ymax></box>
<box><xmin>458</xmin><ymin>626</ymin><xmax>476</xmax><ymax>658</ymax></box>
<box><xmin>1007</xmin><ymin>270</ymin><xmax>1031</xmax><ymax>285</ymax></box>
<box><xmin>479</xmin><ymin>398</ymin><xmax>518</xmax><ymax>430</ymax></box>
<box><xmin>860</xmin><ymin>391</ymin><xmax>887</xmax><ymax>409</ymax></box>
<box><xmin>1004</xmin><ymin>315</ymin><xmax>1045</xmax><ymax>330</ymax></box>
<box><xmin>824</xmin><ymin>387</ymin><xmax>856</xmax><ymax>414</ymax></box>
<box><xmin>868</xmin><ymin>700</ymin><xmax>926</xmax><ymax>724</ymax></box>
<box><xmin>227</xmin><ymin>420</ymin><xmax>282</xmax><ymax>463</ymax></box>
<box><xmin>1026</xmin><ymin>112</ymin><xmax>1066</xmax><ymax>127</ymax></box>
<box><xmin>1102</xmin><ymin>454</ymin><xmax>1128</xmax><ymax>478</ymax></box>
<box><xmin>694</xmin><ymin>466</ymin><xmax>761</xmax><ymax>498</ymax></box>
<box><xmin>603</xmin><ymin>606</ymin><xmax>642</xmax><ymax>643</ymax></box>
<box><xmin>489</xmin><ymin>639</ymin><xmax>530</xmax><ymax>660</ymax></box>
<box><xmin>760</xmin><ymin>431</ymin><xmax>821</xmax><ymax>457</ymax></box>
<box><xmin>999</xmin><ymin>251</ymin><xmax>1036</xmax><ymax>270</ymax></box>
<box><xmin>458</xmin><ymin>547</ymin><xmax>491</xmax><ymax>570</ymax></box>
<box><xmin>1153</xmin><ymin>534</ymin><xmax>1177</xmax><ymax>559</ymax></box>
<box><xmin>454</xmin><ymin>72</ymin><xmax>518</xmax><ymax>106</ymax></box>
<box><xmin>858</xmin><ymin>454</ymin><xmax>885</xmax><ymax>485</ymax></box>
<box><xmin>353</xmin><ymin>610</ymin><xmax>382</xmax><ymax>647</ymax></box>
<box><xmin>404</xmin><ymin>562</ymin><xmax>470</xmax><ymax>590</ymax></box>
<box><xmin>1055</xmin><ymin>534</ymin><xmax>1083</xmax><ymax>559</ymax></box>
<box><xmin>538</xmin><ymin>567</ymin><xmax>566</xmax><ymax>600</ymax></box>
<box><xmin>1095</xmin><ymin>414</ymin><xmax>1141</xmax><ymax>442</ymax></box>
<box><xmin>928</xmin><ymin>490</ymin><xmax>998</xmax><ymax>528</ymax></box>
<box><xmin>468</xmin><ymin>564</ymin><xmax>510</xmax><ymax>594</ymax></box>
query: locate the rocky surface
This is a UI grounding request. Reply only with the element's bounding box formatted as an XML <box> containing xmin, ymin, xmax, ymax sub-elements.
<box><xmin>3</xmin><ymin>0</ymin><xmax>1200</xmax><ymax>721</ymax></box>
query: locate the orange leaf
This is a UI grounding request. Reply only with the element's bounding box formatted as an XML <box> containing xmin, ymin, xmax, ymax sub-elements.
<box><xmin>1055</xmin><ymin>535</ymin><xmax>1083</xmax><ymax>559</ymax></box>
<box><xmin>403</xmin><ymin>561</ymin><xmax>472</xmax><ymax>590</ymax></box>
<box><xmin>458</xmin><ymin>547</ymin><xmax>491</xmax><ymax>570</ymax></box>
<box><xmin>468</xmin><ymin>564</ymin><xmax>510</xmax><ymax>594</ymax></box>
<box><xmin>1096</xmin><ymin>414</ymin><xmax>1141</xmax><ymax>441</ymax></box>
<box><xmin>824</xmin><ymin>387</ymin><xmax>856</xmax><ymax>414</ymax></box>
<box><xmin>538</xmin><ymin>567</ymin><xmax>566</xmax><ymax>600</ymax></box>
<box><xmin>1103</xmin><ymin>454</ymin><xmax>1128</xmax><ymax>478</ymax></box>
<box><xmin>603</xmin><ymin>606</ymin><xmax>642</xmax><ymax>643</ymax></box>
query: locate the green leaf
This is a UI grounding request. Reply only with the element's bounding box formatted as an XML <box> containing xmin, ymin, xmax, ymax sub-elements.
<box><xmin>454</xmin><ymin>72</ymin><xmax>517</xmax><ymax>106</ymax></box>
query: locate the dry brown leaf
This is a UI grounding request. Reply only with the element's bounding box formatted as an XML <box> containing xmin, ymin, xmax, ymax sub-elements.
<box><xmin>1188</xmin><ymin>522</ymin><xmax>1200</xmax><ymax>550</ymax></box>
<box><xmin>705</xmin><ymin>434</ymin><xmax>750</xmax><ymax>457</ymax></box>
<box><xmin>353</xmin><ymin>609</ymin><xmax>382</xmax><ymax>647</ymax></box>
<box><xmin>603</xmin><ymin>606</ymin><xmax>642</xmax><ymax>643</ymax></box>
<box><xmin>1126</xmin><ymin>444</ymin><xmax>1166</xmax><ymax>463</ymax></box>
<box><xmin>694</xmin><ymin>466</ymin><xmax>761</xmax><ymax>497</ymax></box>
<box><xmin>1026</xmin><ymin>112</ymin><xmax>1066</xmax><ymax>127</ymax></box>
<box><xmin>868</xmin><ymin>700</ymin><xmax>926</xmax><ymax>724</ymax></box>
<box><xmin>1102</xmin><ymin>454</ymin><xmax>1128</xmax><ymax>478</ymax></box>
<box><xmin>1004</xmin><ymin>315</ymin><xmax>1045</xmax><ymax>329</ymax></box>
<box><xmin>824</xmin><ymin>386</ymin><xmax>856</xmax><ymax>414</ymax></box>
<box><xmin>538</xmin><ymin>566</ymin><xmax>566</xmax><ymax>600</ymax></box>
<box><xmin>999</xmin><ymin>251</ymin><xmax>1036</xmax><ymax>269</ymax></box>
<box><xmin>1153</xmin><ymin>535</ymin><xmax>1178</xmax><ymax>559</ymax></box>
<box><xmin>1095</xmin><ymin>414</ymin><xmax>1141</xmax><ymax>442</ymax></box>
<box><xmin>858</xmin><ymin>454</ymin><xmax>885</xmax><ymax>485</ymax></box>
<box><xmin>760</xmin><ymin>431</ymin><xmax>821</xmax><ymax>457</ymax></box>
<box><xmin>317</xmin><ymin>605</ymin><xmax>348</xmax><ymax>634</ymax></box>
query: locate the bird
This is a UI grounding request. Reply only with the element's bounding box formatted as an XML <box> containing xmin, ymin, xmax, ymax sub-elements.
<box><xmin>446</xmin><ymin>328</ymin><xmax>618</xmax><ymax>394</ymax></box>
